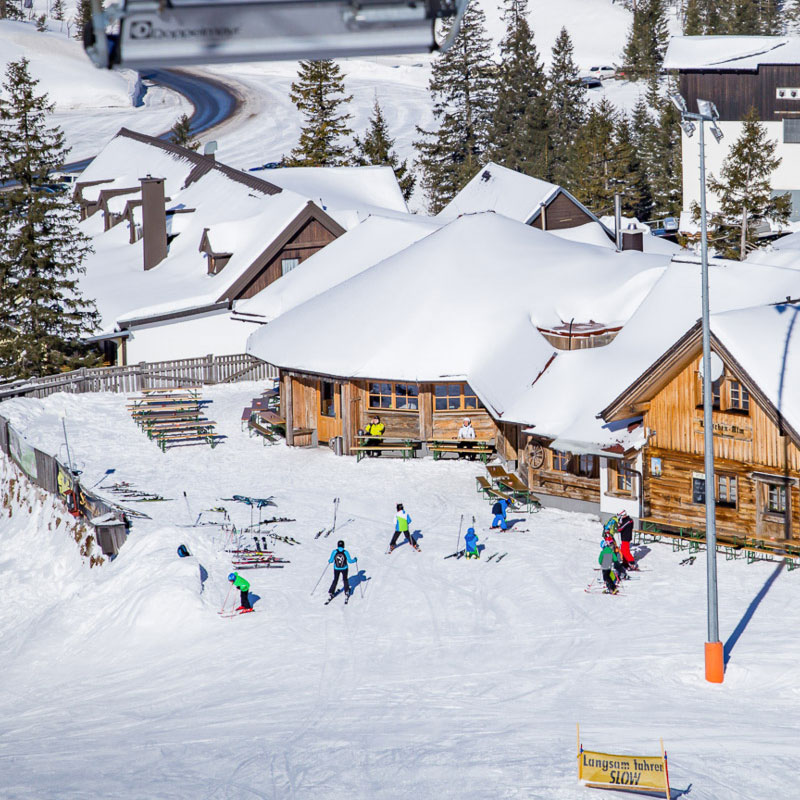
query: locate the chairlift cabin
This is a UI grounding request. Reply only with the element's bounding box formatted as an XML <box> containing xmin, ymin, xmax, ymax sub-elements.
<box><xmin>84</xmin><ymin>0</ymin><xmax>469</xmax><ymax>70</ymax></box>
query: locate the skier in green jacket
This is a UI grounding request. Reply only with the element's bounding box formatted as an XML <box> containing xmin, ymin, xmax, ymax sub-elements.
<box><xmin>598</xmin><ymin>544</ymin><xmax>619</xmax><ymax>595</ymax></box>
<box><xmin>228</xmin><ymin>572</ymin><xmax>253</xmax><ymax>611</ymax></box>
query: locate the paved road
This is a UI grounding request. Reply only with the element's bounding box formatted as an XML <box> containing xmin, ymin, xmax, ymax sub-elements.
<box><xmin>61</xmin><ymin>68</ymin><xmax>240</xmax><ymax>173</ymax></box>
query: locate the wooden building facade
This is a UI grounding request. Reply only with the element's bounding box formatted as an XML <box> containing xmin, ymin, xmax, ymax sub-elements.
<box><xmin>603</xmin><ymin>325</ymin><xmax>800</xmax><ymax>540</ymax></box>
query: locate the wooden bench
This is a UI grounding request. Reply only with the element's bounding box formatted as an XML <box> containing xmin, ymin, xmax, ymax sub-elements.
<box><xmin>475</xmin><ymin>476</ymin><xmax>516</xmax><ymax>504</ymax></box>
<box><xmin>248</xmin><ymin>416</ymin><xmax>281</xmax><ymax>445</ymax></box>
<box><xmin>157</xmin><ymin>431</ymin><xmax>223</xmax><ymax>451</ymax></box>
<box><xmin>428</xmin><ymin>439</ymin><xmax>494</xmax><ymax>463</ymax></box>
<box><xmin>487</xmin><ymin>464</ymin><xmax>511</xmax><ymax>484</ymax></box>
<box><xmin>146</xmin><ymin>420</ymin><xmax>216</xmax><ymax>437</ymax></box>
<box><xmin>352</xmin><ymin>438</ymin><xmax>417</xmax><ymax>463</ymax></box>
<box><xmin>495</xmin><ymin>472</ymin><xmax>542</xmax><ymax>511</ymax></box>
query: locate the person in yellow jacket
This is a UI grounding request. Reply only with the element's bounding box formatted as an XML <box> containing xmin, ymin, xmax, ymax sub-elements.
<box><xmin>363</xmin><ymin>415</ymin><xmax>385</xmax><ymax>457</ymax></box>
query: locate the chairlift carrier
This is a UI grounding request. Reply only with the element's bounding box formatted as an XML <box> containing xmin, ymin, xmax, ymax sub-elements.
<box><xmin>84</xmin><ymin>0</ymin><xmax>470</xmax><ymax>69</ymax></box>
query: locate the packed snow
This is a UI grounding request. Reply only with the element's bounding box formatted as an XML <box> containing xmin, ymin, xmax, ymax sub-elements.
<box><xmin>0</xmin><ymin>384</ymin><xmax>798</xmax><ymax>798</ymax></box>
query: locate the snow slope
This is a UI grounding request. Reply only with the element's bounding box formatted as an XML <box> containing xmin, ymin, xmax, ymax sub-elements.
<box><xmin>0</xmin><ymin>385</ymin><xmax>797</xmax><ymax>799</ymax></box>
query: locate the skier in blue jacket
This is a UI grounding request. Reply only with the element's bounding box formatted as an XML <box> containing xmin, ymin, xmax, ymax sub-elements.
<box><xmin>491</xmin><ymin>497</ymin><xmax>512</xmax><ymax>530</ymax></box>
<box><xmin>328</xmin><ymin>540</ymin><xmax>357</xmax><ymax>599</ymax></box>
<box><xmin>464</xmin><ymin>527</ymin><xmax>480</xmax><ymax>559</ymax></box>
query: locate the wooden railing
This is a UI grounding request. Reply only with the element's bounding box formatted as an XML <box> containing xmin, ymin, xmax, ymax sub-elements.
<box><xmin>0</xmin><ymin>354</ymin><xmax>278</xmax><ymax>400</ymax></box>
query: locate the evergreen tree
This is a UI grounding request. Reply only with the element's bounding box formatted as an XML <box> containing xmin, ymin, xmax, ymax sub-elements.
<box><xmin>353</xmin><ymin>98</ymin><xmax>415</xmax><ymax>201</ymax></box>
<box><xmin>570</xmin><ymin>98</ymin><xmax>628</xmax><ymax>215</ymax></box>
<box><xmin>414</xmin><ymin>3</ymin><xmax>494</xmax><ymax>213</ymax></box>
<box><xmin>648</xmin><ymin>93</ymin><xmax>683</xmax><ymax>217</ymax></box>
<box><xmin>704</xmin><ymin>109</ymin><xmax>791</xmax><ymax>260</ymax></box>
<box><xmin>0</xmin><ymin>59</ymin><xmax>99</xmax><ymax>380</ymax></box>
<box><xmin>623</xmin><ymin>0</ymin><xmax>669</xmax><ymax>80</ymax></box>
<box><xmin>548</xmin><ymin>27</ymin><xmax>587</xmax><ymax>188</ymax></box>
<box><xmin>169</xmin><ymin>113</ymin><xmax>200</xmax><ymax>151</ymax></box>
<box><xmin>74</xmin><ymin>0</ymin><xmax>92</xmax><ymax>39</ymax></box>
<box><xmin>52</xmin><ymin>0</ymin><xmax>64</xmax><ymax>21</ymax></box>
<box><xmin>35</xmin><ymin>13</ymin><xmax>48</xmax><ymax>31</ymax></box>
<box><xmin>684</xmin><ymin>0</ymin><xmax>703</xmax><ymax>34</ymax></box>
<box><xmin>288</xmin><ymin>60</ymin><xmax>353</xmax><ymax>167</ymax></box>
<box><xmin>0</xmin><ymin>0</ymin><xmax>23</xmax><ymax>20</ymax></box>
<box><xmin>615</xmin><ymin>113</ymin><xmax>653</xmax><ymax>221</ymax></box>
<box><xmin>487</xmin><ymin>0</ymin><xmax>549</xmax><ymax>177</ymax></box>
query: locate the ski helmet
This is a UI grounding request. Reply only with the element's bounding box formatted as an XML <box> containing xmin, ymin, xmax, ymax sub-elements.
<box><xmin>467</xmin><ymin>527</ymin><xmax>475</xmax><ymax>535</ymax></box>
<box><xmin>337</xmin><ymin>540</ymin><xmax>344</xmax><ymax>548</ymax></box>
<box><xmin>228</xmin><ymin>573</ymin><xmax>236</xmax><ymax>581</ymax></box>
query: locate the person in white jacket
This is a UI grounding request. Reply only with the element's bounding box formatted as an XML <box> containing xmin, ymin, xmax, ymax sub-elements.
<box><xmin>457</xmin><ymin>417</ymin><xmax>477</xmax><ymax>459</ymax></box>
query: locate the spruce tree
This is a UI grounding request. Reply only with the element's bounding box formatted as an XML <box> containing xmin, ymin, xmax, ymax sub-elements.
<box><xmin>74</xmin><ymin>0</ymin><xmax>92</xmax><ymax>39</ymax></box>
<box><xmin>0</xmin><ymin>0</ymin><xmax>23</xmax><ymax>20</ymax></box>
<box><xmin>170</xmin><ymin>113</ymin><xmax>200</xmax><ymax>151</ymax></box>
<box><xmin>705</xmin><ymin>109</ymin><xmax>791</xmax><ymax>260</ymax></box>
<box><xmin>487</xmin><ymin>0</ymin><xmax>549</xmax><ymax>178</ymax></box>
<box><xmin>623</xmin><ymin>0</ymin><xmax>669</xmax><ymax>81</ymax></box>
<box><xmin>36</xmin><ymin>13</ymin><xmax>48</xmax><ymax>31</ymax></box>
<box><xmin>615</xmin><ymin>114</ymin><xmax>653</xmax><ymax>221</ymax></box>
<box><xmin>52</xmin><ymin>0</ymin><xmax>64</xmax><ymax>21</ymax></box>
<box><xmin>548</xmin><ymin>27</ymin><xmax>587</xmax><ymax>188</ymax></box>
<box><xmin>684</xmin><ymin>0</ymin><xmax>703</xmax><ymax>34</ymax></box>
<box><xmin>0</xmin><ymin>59</ymin><xmax>99</xmax><ymax>380</ymax></box>
<box><xmin>288</xmin><ymin>60</ymin><xmax>353</xmax><ymax>167</ymax></box>
<box><xmin>353</xmin><ymin>98</ymin><xmax>415</xmax><ymax>201</ymax></box>
<box><xmin>414</xmin><ymin>2</ymin><xmax>494</xmax><ymax>213</ymax></box>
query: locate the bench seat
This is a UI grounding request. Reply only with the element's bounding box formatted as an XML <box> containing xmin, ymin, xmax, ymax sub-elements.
<box><xmin>351</xmin><ymin>444</ymin><xmax>416</xmax><ymax>463</ymax></box>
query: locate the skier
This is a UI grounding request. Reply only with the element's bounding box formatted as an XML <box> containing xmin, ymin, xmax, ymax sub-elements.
<box><xmin>464</xmin><ymin>527</ymin><xmax>480</xmax><ymax>559</ymax></box>
<box><xmin>328</xmin><ymin>540</ymin><xmax>357</xmax><ymax>601</ymax></box>
<box><xmin>598</xmin><ymin>541</ymin><xmax>619</xmax><ymax>594</ymax></box>
<box><xmin>617</xmin><ymin>510</ymin><xmax>637</xmax><ymax>569</ymax></box>
<box><xmin>390</xmin><ymin>503</ymin><xmax>419</xmax><ymax>551</ymax></box>
<box><xmin>602</xmin><ymin>525</ymin><xmax>629</xmax><ymax>581</ymax></box>
<box><xmin>491</xmin><ymin>497</ymin><xmax>512</xmax><ymax>530</ymax></box>
<box><xmin>227</xmin><ymin>572</ymin><xmax>253</xmax><ymax>611</ymax></box>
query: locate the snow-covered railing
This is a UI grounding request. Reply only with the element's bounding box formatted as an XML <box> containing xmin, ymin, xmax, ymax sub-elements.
<box><xmin>0</xmin><ymin>354</ymin><xmax>277</xmax><ymax>400</ymax></box>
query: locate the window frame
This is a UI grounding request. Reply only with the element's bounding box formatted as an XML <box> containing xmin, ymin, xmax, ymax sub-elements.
<box><xmin>367</xmin><ymin>381</ymin><xmax>420</xmax><ymax>412</ymax></box>
<box><xmin>727</xmin><ymin>380</ymin><xmax>750</xmax><ymax>414</ymax></box>
<box><xmin>433</xmin><ymin>382</ymin><xmax>480</xmax><ymax>412</ymax></box>
<box><xmin>716</xmin><ymin>473</ymin><xmax>738</xmax><ymax>509</ymax></box>
<box><xmin>607</xmin><ymin>458</ymin><xmax>635</xmax><ymax>496</ymax></box>
<box><xmin>767</xmin><ymin>483</ymin><xmax>788</xmax><ymax>515</ymax></box>
<box><xmin>281</xmin><ymin>257</ymin><xmax>300</xmax><ymax>276</ymax></box>
<box><xmin>551</xmin><ymin>450</ymin><xmax>571</xmax><ymax>472</ymax></box>
<box><xmin>319</xmin><ymin>380</ymin><xmax>336</xmax><ymax>418</ymax></box>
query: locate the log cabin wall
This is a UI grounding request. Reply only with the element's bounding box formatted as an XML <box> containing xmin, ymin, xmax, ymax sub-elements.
<box><xmin>289</xmin><ymin>374</ymin><xmax>319</xmax><ymax>431</ymax></box>
<box><xmin>526</xmin><ymin>446</ymin><xmax>601</xmax><ymax>503</ymax></box>
<box><xmin>529</xmin><ymin>192</ymin><xmax>595</xmax><ymax>230</ymax></box>
<box><xmin>642</xmin><ymin>355</ymin><xmax>800</xmax><ymax>538</ymax></box>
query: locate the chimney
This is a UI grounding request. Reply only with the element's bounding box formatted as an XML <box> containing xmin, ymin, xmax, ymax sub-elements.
<box><xmin>621</xmin><ymin>223</ymin><xmax>644</xmax><ymax>252</ymax></box>
<box><xmin>140</xmin><ymin>176</ymin><xmax>168</xmax><ymax>270</ymax></box>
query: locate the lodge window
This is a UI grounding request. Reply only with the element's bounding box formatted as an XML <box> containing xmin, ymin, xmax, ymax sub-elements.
<box><xmin>434</xmin><ymin>383</ymin><xmax>479</xmax><ymax>412</ymax></box>
<box><xmin>368</xmin><ymin>382</ymin><xmax>419</xmax><ymax>411</ymax></box>
<box><xmin>551</xmin><ymin>450</ymin><xmax>599</xmax><ymax>478</ymax></box>
<box><xmin>281</xmin><ymin>257</ymin><xmax>300</xmax><ymax>276</ymax></box>
<box><xmin>608</xmin><ymin>459</ymin><xmax>635</xmax><ymax>495</ymax></box>
<box><xmin>767</xmin><ymin>484</ymin><xmax>787</xmax><ymax>515</ymax></box>
<box><xmin>717</xmin><ymin>474</ymin><xmax>738</xmax><ymax>508</ymax></box>
<box><xmin>320</xmin><ymin>380</ymin><xmax>336</xmax><ymax>417</ymax></box>
<box><xmin>696</xmin><ymin>370</ymin><xmax>751</xmax><ymax>415</ymax></box>
<box><xmin>552</xmin><ymin>450</ymin><xmax>571</xmax><ymax>472</ymax></box>
<box><xmin>692</xmin><ymin>476</ymin><xmax>706</xmax><ymax>505</ymax></box>
<box><xmin>576</xmin><ymin>455</ymin><xmax>597</xmax><ymax>477</ymax></box>
<box><xmin>728</xmin><ymin>381</ymin><xmax>750</xmax><ymax>413</ymax></box>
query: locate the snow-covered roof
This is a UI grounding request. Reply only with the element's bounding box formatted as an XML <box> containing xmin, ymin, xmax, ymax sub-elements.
<box><xmin>436</xmin><ymin>162</ymin><xmax>603</xmax><ymax>229</ymax></box>
<box><xmin>663</xmin><ymin>35</ymin><xmax>800</xmax><ymax>71</ymax></box>
<box><xmin>746</xmin><ymin>232</ymin><xmax>800</xmax><ymax>270</ymax></box>
<box><xmin>712</xmin><ymin>302</ymin><xmax>800</xmax><ymax>438</ymax></box>
<box><xmin>556</xmin><ymin>219</ymin><xmax>682</xmax><ymax>255</ymax></box>
<box><xmin>502</xmin><ymin>256</ymin><xmax>800</xmax><ymax>453</ymax></box>
<box><xmin>246</xmin><ymin>213</ymin><xmax>669</xmax><ymax>417</ymax></box>
<box><xmin>254</xmin><ymin>165</ymin><xmax>408</xmax><ymax>226</ymax></box>
<box><xmin>233</xmin><ymin>214</ymin><xmax>441</xmax><ymax>324</ymax></box>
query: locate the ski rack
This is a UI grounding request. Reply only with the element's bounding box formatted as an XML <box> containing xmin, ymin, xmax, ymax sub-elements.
<box><xmin>84</xmin><ymin>0</ymin><xmax>470</xmax><ymax>69</ymax></box>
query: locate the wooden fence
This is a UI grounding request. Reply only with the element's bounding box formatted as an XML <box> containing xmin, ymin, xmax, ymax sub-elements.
<box><xmin>0</xmin><ymin>354</ymin><xmax>278</xmax><ymax>400</ymax></box>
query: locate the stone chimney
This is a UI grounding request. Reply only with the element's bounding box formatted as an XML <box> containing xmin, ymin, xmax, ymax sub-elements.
<box><xmin>621</xmin><ymin>223</ymin><xmax>644</xmax><ymax>252</ymax></box>
<box><xmin>140</xmin><ymin>176</ymin><xmax>168</xmax><ymax>270</ymax></box>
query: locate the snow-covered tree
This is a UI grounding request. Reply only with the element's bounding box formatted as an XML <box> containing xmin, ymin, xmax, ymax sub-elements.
<box><xmin>353</xmin><ymin>98</ymin><xmax>415</xmax><ymax>201</ymax></box>
<box><xmin>288</xmin><ymin>60</ymin><xmax>353</xmax><ymax>167</ymax></box>
<box><xmin>414</xmin><ymin>3</ymin><xmax>494</xmax><ymax>213</ymax></box>
<box><xmin>547</xmin><ymin>27</ymin><xmax>586</xmax><ymax>188</ymax></box>
<box><xmin>0</xmin><ymin>0</ymin><xmax>23</xmax><ymax>20</ymax></box>
<box><xmin>52</xmin><ymin>0</ymin><xmax>65</xmax><ymax>21</ymax></box>
<box><xmin>487</xmin><ymin>0</ymin><xmax>549</xmax><ymax>178</ymax></box>
<box><xmin>0</xmin><ymin>59</ymin><xmax>100</xmax><ymax>379</ymax></box>
<box><xmin>74</xmin><ymin>0</ymin><xmax>93</xmax><ymax>39</ymax></box>
<box><xmin>170</xmin><ymin>114</ymin><xmax>200</xmax><ymax>151</ymax></box>
<box><xmin>703</xmin><ymin>109</ymin><xmax>791</xmax><ymax>260</ymax></box>
<box><xmin>623</xmin><ymin>0</ymin><xmax>669</xmax><ymax>80</ymax></box>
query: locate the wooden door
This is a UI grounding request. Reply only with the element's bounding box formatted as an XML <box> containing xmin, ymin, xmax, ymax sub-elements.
<box><xmin>755</xmin><ymin>478</ymin><xmax>791</xmax><ymax>539</ymax></box>
<box><xmin>317</xmin><ymin>379</ymin><xmax>342</xmax><ymax>443</ymax></box>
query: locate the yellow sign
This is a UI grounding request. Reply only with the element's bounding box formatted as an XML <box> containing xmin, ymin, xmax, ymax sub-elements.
<box><xmin>577</xmin><ymin>726</ymin><xmax>670</xmax><ymax>798</ymax></box>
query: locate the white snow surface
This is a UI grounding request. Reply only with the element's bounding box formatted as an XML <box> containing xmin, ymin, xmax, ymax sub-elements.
<box><xmin>663</xmin><ymin>35</ymin><xmax>800</xmax><ymax>71</ymax></box>
<box><xmin>247</xmin><ymin>213</ymin><xmax>669</xmax><ymax>417</ymax></box>
<box><xmin>0</xmin><ymin>384</ymin><xmax>798</xmax><ymax>799</ymax></box>
<box><xmin>234</xmin><ymin>214</ymin><xmax>441</xmax><ymax>323</ymax></box>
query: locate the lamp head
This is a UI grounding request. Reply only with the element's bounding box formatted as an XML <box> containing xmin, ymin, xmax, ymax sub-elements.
<box><xmin>680</xmin><ymin>120</ymin><xmax>696</xmax><ymax>138</ymax></box>
<box><xmin>670</xmin><ymin>93</ymin><xmax>688</xmax><ymax>113</ymax></box>
<box><xmin>697</xmin><ymin>99</ymin><xmax>720</xmax><ymax>120</ymax></box>
<box><xmin>710</xmin><ymin>123</ymin><xmax>724</xmax><ymax>143</ymax></box>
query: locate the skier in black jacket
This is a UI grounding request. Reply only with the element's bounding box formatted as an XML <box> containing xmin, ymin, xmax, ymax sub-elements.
<box><xmin>617</xmin><ymin>510</ymin><xmax>637</xmax><ymax>569</ymax></box>
<box><xmin>328</xmin><ymin>540</ymin><xmax>356</xmax><ymax>600</ymax></box>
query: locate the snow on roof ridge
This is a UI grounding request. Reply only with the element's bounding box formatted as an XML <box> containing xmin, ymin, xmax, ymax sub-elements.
<box><xmin>664</xmin><ymin>35</ymin><xmax>798</xmax><ymax>70</ymax></box>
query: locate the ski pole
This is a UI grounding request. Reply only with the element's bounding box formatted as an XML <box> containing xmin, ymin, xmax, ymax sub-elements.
<box><xmin>183</xmin><ymin>491</ymin><xmax>194</xmax><ymax>525</ymax></box>
<box><xmin>331</xmin><ymin>497</ymin><xmax>339</xmax><ymax>534</ymax></box>
<box><xmin>220</xmin><ymin>583</ymin><xmax>233</xmax><ymax>614</ymax></box>
<box><xmin>356</xmin><ymin>558</ymin><xmax>365</xmax><ymax>599</ymax></box>
<box><xmin>310</xmin><ymin>563</ymin><xmax>329</xmax><ymax>595</ymax></box>
<box><xmin>455</xmin><ymin>513</ymin><xmax>463</xmax><ymax>554</ymax></box>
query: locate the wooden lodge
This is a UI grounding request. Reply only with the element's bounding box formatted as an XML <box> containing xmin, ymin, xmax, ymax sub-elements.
<box><xmin>602</xmin><ymin>320</ymin><xmax>800</xmax><ymax>540</ymax></box>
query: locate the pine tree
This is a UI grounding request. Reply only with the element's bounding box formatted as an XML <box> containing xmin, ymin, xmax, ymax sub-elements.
<box><xmin>648</xmin><ymin>93</ymin><xmax>683</xmax><ymax>217</ymax></box>
<box><xmin>0</xmin><ymin>0</ymin><xmax>23</xmax><ymax>20</ymax></box>
<box><xmin>684</xmin><ymin>0</ymin><xmax>703</xmax><ymax>34</ymax></box>
<box><xmin>704</xmin><ymin>108</ymin><xmax>791</xmax><ymax>260</ymax></box>
<box><xmin>414</xmin><ymin>3</ymin><xmax>495</xmax><ymax>213</ymax></box>
<box><xmin>74</xmin><ymin>0</ymin><xmax>92</xmax><ymax>39</ymax></box>
<box><xmin>52</xmin><ymin>0</ymin><xmax>64</xmax><ymax>21</ymax></box>
<box><xmin>548</xmin><ymin>27</ymin><xmax>587</xmax><ymax>188</ymax></box>
<box><xmin>623</xmin><ymin>0</ymin><xmax>669</xmax><ymax>81</ymax></box>
<box><xmin>487</xmin><ymin>0</ymin><xmax>549</xmax><ymax>177</ymax></box>
<box><xmin>288</xmin><ymin>60</ymin><xmax>353</xmax><ymax>167</ymax></box>
<box><xmin>353</xmin><ymin>98</ymin><xmax>415</xmax><ymax>201</ymax></box>
<box><xmin>0</xmin><ymin>59</ymin><xmax>100</xmax><ymax>380</ymax></box>
<box><xmin>35</xmin><ymin>13</ymin><xmax>48</xmax><ymax>31</ymax></box>
<box><xmin>615</xmin><ymin>114</ymin><xmax>653</xmax><ymax>221</ymax></box>
<box><xmin>170</xmin><ymin>113</ymin><xmax>200</xmax><ymax>151</ymax></box>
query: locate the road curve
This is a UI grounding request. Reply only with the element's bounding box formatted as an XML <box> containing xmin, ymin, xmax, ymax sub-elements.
<box><xmin>62</xmin><ymin>68</ymin><xmax>241</xmax><ymax>173</ymax></box>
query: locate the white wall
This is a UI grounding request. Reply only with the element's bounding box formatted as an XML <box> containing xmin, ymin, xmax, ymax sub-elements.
<box><xmin>599</xmin><ymin>452</ymin><xmax>642</xmax><ymax>522</ymax></box>
<box><xmin>681</xmin><ymin>120</ymin><xmax>800</xmax><ymax>219</ymax></box>
<box><xmin>125</xmin><ymin>309</ymin><xmax>260</xmax><ymax>363</ymax></box>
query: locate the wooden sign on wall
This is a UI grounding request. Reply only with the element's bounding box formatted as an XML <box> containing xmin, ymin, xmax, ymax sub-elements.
<box><xmin>694</xmin><ymin>417</ymin><xmax>752</xmax><ymax>441</ymax></box>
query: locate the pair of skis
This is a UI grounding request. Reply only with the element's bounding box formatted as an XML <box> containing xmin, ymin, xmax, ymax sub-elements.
<box><xmin>315</xmin><ymin>497</ymin><xmax>340</xmax><ymax>539</ymax></box>
<box><xmin>219</xmin><ymin>608</ymin><xmax>256</xmax><ymax>618</ymax></box>
<box><xmin>324</xmin><ymin>589</ymin><xmax>350</xmax><ymax>606</ymax></box>
<box><xmin>485</xmin><ymin>552</ymin><xmax>508</xmax><ymax>563</ymax></box>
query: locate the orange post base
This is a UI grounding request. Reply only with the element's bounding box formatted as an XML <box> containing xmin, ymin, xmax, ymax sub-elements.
<box><xmin>705</xmin><ymin>641</ymin><xmax>724</xmax><ymax>683</ymax></box>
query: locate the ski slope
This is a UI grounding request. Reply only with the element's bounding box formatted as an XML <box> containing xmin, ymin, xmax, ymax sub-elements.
<box><xmin>0</xmin><ymin>384</ymin><xmax>797</xmax><ymax>799</ymax></box>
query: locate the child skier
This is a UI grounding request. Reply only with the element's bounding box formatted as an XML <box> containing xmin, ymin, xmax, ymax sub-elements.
<box><xmin>328</xmin><ymin>540</ymin><xmax>357</xmax><ymax>600</ymax></box>
<box><xmin>616</xmin><ymin>510</ymin><xmax>637</xmax><ymax>569</ymax></box>
<box><xmin>491</xmin><ymin>497</ymin><xmax>512</xmax><ymax>530</ymax></box>
<box><xmin>464</xmin><ymin>527</ymin><xmax>480</xmax><ymax>559</ymax></box>
<box><xmin>390</xmin><ymin>503</ymin><xmax>419</xmax><ymax>551</ymax></box>
<box><xmin>227</xmin><ymin>572</ymin><xmax>253</xmax><ymax>611</ymax></box>
<box><xmin>597</xmin><ymin>542</ymin><xmax>619</xmax><ymax>594</ymax></box>
<box><xmin>601</xmin><ymin>520</ymin><xmax>629</xmax><ymax>581</ymax></box>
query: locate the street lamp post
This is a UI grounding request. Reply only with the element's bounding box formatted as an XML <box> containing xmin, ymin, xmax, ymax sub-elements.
<box><xmin>670</xmin><ymin>93</ymin><xmax>725</xmax><ymax>684</ymax></box>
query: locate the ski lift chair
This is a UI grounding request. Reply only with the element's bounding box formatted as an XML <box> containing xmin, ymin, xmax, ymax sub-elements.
<box><xmin>84</xmin><ymin>0</ymin><xmax>470</xmax><ymax>69</ymax></box>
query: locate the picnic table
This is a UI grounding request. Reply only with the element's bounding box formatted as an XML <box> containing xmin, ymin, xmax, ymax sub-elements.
<box><xmin>248</xmin><ymin>410</ymin><xmax>286</xmax><ymax>445</ymax></box>
<box><xmin>428</xmin><ymin>438</ymin><xmax>494</xmax><ymax>463</ymax></box>
<box><xmin>352</xmin><ymin>435</ymin><xmax>419</xmax><ymax>463</ymax></box>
